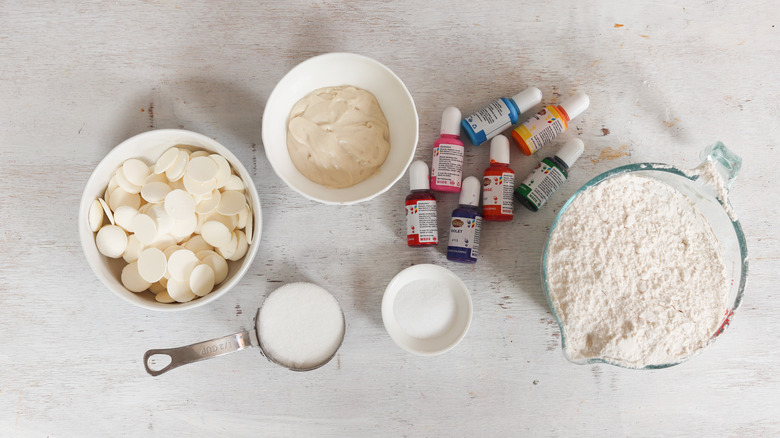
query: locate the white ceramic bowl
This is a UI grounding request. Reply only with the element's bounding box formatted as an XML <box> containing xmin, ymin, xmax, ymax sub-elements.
<box><xmin>382</xmin><ymin>264</ymin><xmax>472</xmax><ymax>356</ymax></box>
<box><xmin>79</xmin><ymin>129</ymin><xmax>262</xmax><ymax>311</ymax></box>
<box><xmin>262</xmin><ymin>52</ymin><xmax>419</xmax><ymax>205</ymax></box>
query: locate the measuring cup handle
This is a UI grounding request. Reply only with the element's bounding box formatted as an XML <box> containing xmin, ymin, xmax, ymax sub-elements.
<box><xmin>700</xmin><ymin>141</ymin><xmax>742</xmax><ymax>191</ymax></box>
<box><xmin>143</xmin><ymin>330</ymin><xmax>256</xmax><ymax>376</ymax></box>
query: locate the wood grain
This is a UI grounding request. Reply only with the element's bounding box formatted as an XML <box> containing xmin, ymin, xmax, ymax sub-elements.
<box><xmin>1</xmin><ymin>1</ymin><xmax>779</xmax><ymax>436</ymax></box>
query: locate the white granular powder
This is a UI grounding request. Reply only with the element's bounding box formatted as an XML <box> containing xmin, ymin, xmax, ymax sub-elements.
<box><xmin>546</xmin><ymin>173</ymin><xmax>729</xmax><ymax>368</ymax></box>
<box><xmin>393</xmin><ymin>279</ymin><xmax>456</xmax><ymax>339</ymax></box>
<box><xmin>257</xmin><ymin>283</ymin><xmax>345</xmax><ymax>370</ymax></box>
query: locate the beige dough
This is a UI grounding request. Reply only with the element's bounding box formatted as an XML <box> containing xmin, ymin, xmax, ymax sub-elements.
<box><xmin>286</xmin><ymin>86</ymin><xmax>391</xmax><ymax>188</ymax></box>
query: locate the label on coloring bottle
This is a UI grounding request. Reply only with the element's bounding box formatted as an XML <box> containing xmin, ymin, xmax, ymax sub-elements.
<box><xmin>515</xmin><ymin>160</ymin><xmax>566</xmax><ymax>209</ymax></box>
<box><xmin>447</xmin><ymin>215</ymin><xmax>481</xmax><ymax>259</ymax></box>
<box><xmin>514</xmin><ymin>106</ymin><xmax>567</xmax><ymax>154</ymax></box>
<box><xmin>464</xmin><ymin>99</ymin><xmax>512</xmax><ymax>144</ymax></box>
<box><xmin>432</xmin><ymin>143</ymin><xmax>464</xmax><ymax>188</ymax></box>
<box><xmin>406</xmin><ymin>199</ymin><xmax>438</xmax><ymax>245</ymax></box>
<box><xmin>482</xmin><ymin>172</ymin><xmax>515</xmax><ymax>216</ymax></box>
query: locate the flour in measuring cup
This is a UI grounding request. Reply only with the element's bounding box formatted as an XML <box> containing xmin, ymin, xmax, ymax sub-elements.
<box><xmin>546</xmin><ymin>174</ymin><xmax>729</xmax><ymax>368</ymax></box>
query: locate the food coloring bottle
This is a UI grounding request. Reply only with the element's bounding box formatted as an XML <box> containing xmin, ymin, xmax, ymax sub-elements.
<box><xmin>515</xmin><ymin>138</ymin><xmax>585</xmax><ymax>212</ymax></box>
<box><xmin>461</xmin><ymin>87</ymin><xmax>542</xmax><ymax>146</ymax></box>
<box><xmin>406</xmin><ymin>161</ymin><xmax>438</xmax><ymax>247</ymax></box>
<box><xmin>431</xmin><ymin>107</ymin><xmax>465</xmax><ymax>193</ymax></box>
<box><xmin>511</xmin><ymin>92</ymin><xmax>589</xmax><ymax>155</ymax></box>
<box><xmin>482</xmin><ymin>135</ymin><xmax>515</xmax><ymax>222</ymax></box>
<box><xmin>447</xmin><ymin>176</ymin><xmax>482</xmax><ymax>263</ymax></box>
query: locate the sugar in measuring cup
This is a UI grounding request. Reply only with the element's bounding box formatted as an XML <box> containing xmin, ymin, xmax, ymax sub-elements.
<box><xmin>143</xmin><ymin>282</ymin><xmax>345</xmax><ymax>375</ymax></box>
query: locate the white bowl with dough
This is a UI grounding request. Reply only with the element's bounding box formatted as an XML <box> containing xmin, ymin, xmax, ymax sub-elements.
<box><xmin>79</xmin><ymin>129</ymin><xmax>262</xmax><ymax>311</ymax></box>
<box><xmin>262</xmin><ymin>52</ymin><xmax>419</xmax><ymax>205</ymax></box>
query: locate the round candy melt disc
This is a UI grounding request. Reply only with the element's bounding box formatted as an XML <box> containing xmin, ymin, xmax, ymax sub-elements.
<box><xmin>154</xmin><ymin>147</ymin><xmax>180</xmax><ymax>174</ymax></box>
<box><xmin>170</xmin><ymin>214</ymin><xmax>198</xmax><ymax>242</ymax></box>
<box><xmin>149</xmin><ymin>281</ymin><xmax>166</xmax><ymax>294</ymax></box>
<box><xmin>167</xmin><ymin>249</ymin><xmax>200</xmax><ymax>282</ymax></box>
<box><xmin>223</xmin><ymin>174</ymin><xmax>245</xmax><ymax>192</ymax></box>
<box><xmin>137</xmin><ymin>247</ymin><xmax>167</xmax><ymax>283</ymax></box>
<box><xmin>98</xmin><ymin>198</ymin><xmax>115</xmax><ymax>225</ymax></box>
<box><xmin>144</xmin><ymin>172</ymin><xmax>167</xmax><ymax>185</ymax></box>
<box><xmin>109</xmin><ymin>188</ymin><xmax>141</xmax><ymax>212</ymax></box>
<box><xmin>217</xmin><ymin>190</ymin><xmax>246</xmax><ymax>216</ymax></box>
<box><xmin>141</xmin><ymin>181</ymin><xmax>172</xmax><ymax>204</ymax></box>
<box><xmin>88</xmin><ymin>199</ymin><xmax>104</xmax><ymax>232</ymax></box>
<box><xmin>216</xmin><ymin>232</ymin><xmax>239</xmax><ymax>260</ymax></box>
<box><xmin>167</xmin><ymin>278</ymin><xmax>197</xmax><ymax>302</ymax></box>
<box><xmin>195</xmin><ymin>190</ymin><xmax>221</xmax><ymax>215</ymax></box>
<box><xmin>122</xmin><ymin>235</ymin><xmax>144</xmax><ymax>263</ymax></box>
<box><xmin>227</xmin><ymin>230</ymin><xmax>248</xmax><ymax>261</ymax></box>
<box><xmin>182</xmin><ymin>235</ymin><xmax>212</xmax><ymax>253</ymax></box>
<box><xmin>121</xmin><ymin>262</ymin><xmax>152</xmax><ymax>293</ymax></box>
<box><xmin>201</xmin><ymin>221</ymin><xmax>233</xmax><ymax>248</ymax></box>
<box><xmin>164</xmin><ymin>244</ymin><xmax>182</xmax><ymax>259</ymax></box>
<box><xmin>131</xmin><ymin>213</ymin><xmax>158</xmax><ymax>245</ymax></box>
<box><xmin>115</xmin><ymin>167</ymin><xmax>142</xmax><ymax>195</ymax></box>
<box><xmin>198</xmin><ymin>251</ymin><xmax>229</xmax><ymax>284</ymax></box>
<box><xmin>186</xmin><ymin>156</ymin><xmax>219</xmax><ymax>183</ymax></box>
<box><xmin>210</xmin><ymin>154</ymin><xmax>231</xmax><ymax>188</ymax></box>
<box><xmin>95</xmin><ymin>225</ymin><xmax>128</xmax><ymax>258</ymax></box>
<box><xmin>183</xmin><ymin>172</ymin><xmax>217</xmax><ymax>196</ymax></box>
<box><xmin>155</xmin><ymin>290</ymin><xmax>175</xmax><ymax>303</ymax></box>
<box><xmin>190</xmin><ymin>264</ymin><xmax>215</xmax><ymax>297</ymax></box>
<box><xmin>122</xmin><ymin>158</ymin><xmax>151</xmax><ymax>186</ymax></box>
<box><xmin>165</xmin><ymin>150</ymin><xmax>190</xmax><ymax>182</ymax></box>
<box><xmin>245</xmin><ymin>209</ymin><xmax>254</xmax><ymax>244</ymax></box>
<box><xmin>164</xmin><ymin>189</ymin><xmax>196</xmax><ymax>221</ymax></box>
<box><xmin>113</xmin><ymin>205</ymin><xmax>138</xmax><ymax>232</ymax></box>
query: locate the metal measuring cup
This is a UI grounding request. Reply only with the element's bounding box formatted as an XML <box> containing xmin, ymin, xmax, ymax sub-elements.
<box><xmin>143</xmin><ymin>283</ymin><xmax>346</xmax><ymax>376</ymax></box>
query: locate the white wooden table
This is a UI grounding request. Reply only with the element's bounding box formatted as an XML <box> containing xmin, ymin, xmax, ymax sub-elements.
<box><xmin>2</xmin><ymin>1</ymin><xmax>779</xmax><ymax>436</ymax></box>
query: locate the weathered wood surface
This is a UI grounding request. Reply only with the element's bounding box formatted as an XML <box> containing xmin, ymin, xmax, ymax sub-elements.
<box><xmin>1</xmin><ymin>1</ymin><xmax>778</xmax><ymax>436</ymax></box>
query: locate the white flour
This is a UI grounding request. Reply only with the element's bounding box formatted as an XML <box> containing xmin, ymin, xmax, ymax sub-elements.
<box><xmin>546</xmin><ymin>172</ymin><xmax>729</xmax><ymax>368</ymax></box>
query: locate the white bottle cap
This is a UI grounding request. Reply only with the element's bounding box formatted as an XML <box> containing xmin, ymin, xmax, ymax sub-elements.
<box><xmin>409</xmin><ymin>160</ymin><xmax>430</xmax><ymax>191</ymax></box>
<box><xmin>560</xmin><ymin>92</ymin><xmax>589</xmax><ymax>121</ymax></box>
<box><xmin>440</xmin><ymin>106</ymin><xmax>462</xmax><ymax>136</ymax></box>
<box><xmin>511</xmin><ymin>87</ymin><xmax>543</xmax><ymax>114</ymax></box>
<box><xmin>459</xmin><ymin>176</ymin><xmax>481</xmax><ymax>206</ymax></box>
<box><xmin>489</xmin><ymin>135</ymin><xmax>511</xmax><ymax>164</ymax></box>
<box><xmin>556</xmin><ymin>138</ymin><xmax>585</xmax><ymax>167</ymax></box>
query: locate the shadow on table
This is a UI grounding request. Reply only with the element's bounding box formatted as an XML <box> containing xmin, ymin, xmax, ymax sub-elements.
<box><xmin>112</xmin><ymin>77</ymin><xmax>265</xmax><ymax>156</ymax></box>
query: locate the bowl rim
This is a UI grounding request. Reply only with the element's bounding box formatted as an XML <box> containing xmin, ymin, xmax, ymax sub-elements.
<box><xmin>261</xmin><ymin>52</ymin><xmax>419</xmax><ymax>205</ymax></box>
<box><xmin>79</xmin><ymin>128</ymin><xmax>262</xmax><ymax>311</ymax></box>
<box><xmin>541</xmin><ymin>160</ymin><xmax>748</xmax><ymax>369</ymax></box>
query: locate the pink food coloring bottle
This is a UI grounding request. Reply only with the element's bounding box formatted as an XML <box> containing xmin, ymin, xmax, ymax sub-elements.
<box><xmin>431</xmin><ymin>106</ymin><xmax>465</xmax><ymax>193</ymax></box>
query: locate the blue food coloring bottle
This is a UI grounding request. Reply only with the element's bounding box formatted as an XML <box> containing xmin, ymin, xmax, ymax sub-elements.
<box><xmin>447</xmin><ymin>176</ymin><xmax>482</xmax><ymax>264</ymax></box>
<box><xmin>460</xmin><ymin>87</ymin><xmax>542</xmax><ymax>146</ymax></box>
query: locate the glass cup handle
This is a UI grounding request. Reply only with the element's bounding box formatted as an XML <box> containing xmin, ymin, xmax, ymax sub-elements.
<box><xmin>700</xmin><ymin>141</ymin><xmax>742</xmax><ymax>192</ymax></box>
<box><xmin>143</xmin><ymin>330</ymin><xmax>257</xmax><ymax>376</ymax></box>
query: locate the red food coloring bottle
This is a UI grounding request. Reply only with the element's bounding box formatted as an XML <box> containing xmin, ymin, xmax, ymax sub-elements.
<box><xmin>482</xmin><ymin>135</ymin><xmax>515</xmax><ymax>222</ymax></box>
<box><xmin>406</xmin><ymin>161</ymin><xmax>438</xmax><ymax>246</ymax></box>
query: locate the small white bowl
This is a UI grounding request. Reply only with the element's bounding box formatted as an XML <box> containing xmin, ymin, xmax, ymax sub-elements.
<box><xmin>382</xmin><ymin>264</ymin><xmax>472</xmax><ymax>356</ymax></box>
<box><xmin>79</xmin><ymin>129</ymin><xmax>262</xmax><ymax>311</ymax></box>
<box><xmin>262</xmin><ymin>52</ymin><xmax>419</xmax><ymax>205</ymax></box>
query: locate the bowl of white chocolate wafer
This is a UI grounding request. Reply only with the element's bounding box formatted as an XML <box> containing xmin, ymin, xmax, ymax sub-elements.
<box><xmin>79</xmin><ymin>129</ymin><xmax>261</xmax><ymax>311</ymax></box>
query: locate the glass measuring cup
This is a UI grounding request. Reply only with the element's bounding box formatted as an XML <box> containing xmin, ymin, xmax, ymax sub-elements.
<box><xmin>143</xmin><ymin>283</ymin><xmax>346</xmax><ymax>376</ymax></box>
<box><xmin>541</xmin><ymin>142</ymin><xmax>747</xmax><ymax>369</ymax></box>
